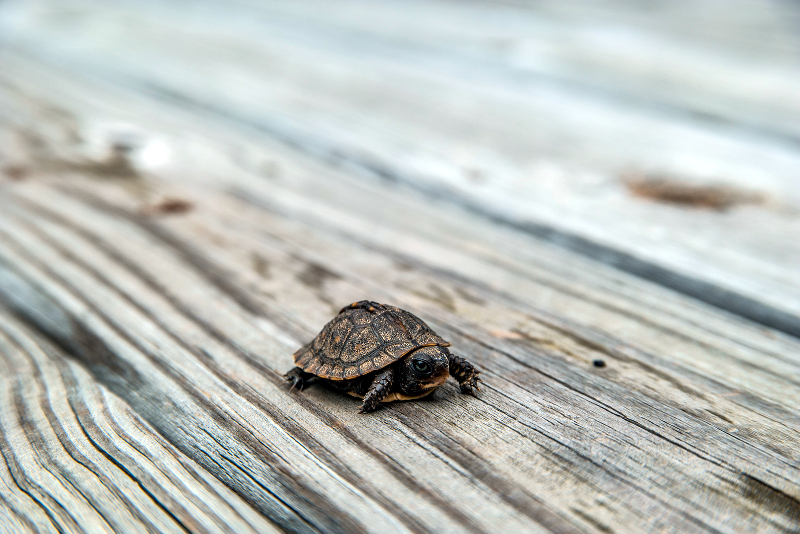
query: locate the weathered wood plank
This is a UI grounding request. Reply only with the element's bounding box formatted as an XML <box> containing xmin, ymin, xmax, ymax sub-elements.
<box><xmin>0</xmin><ymin>2</ymin><xmax>799</xmax><ymax>533</ymax></box>
<box><xmin>1</xmin><ymin>102</ymin><xmax>799</xmax><ymax>532</ymax></box>
<box><xmin>0</xmin><ymin>308</ymin><xmax>281</xmax><ymax>534</ymax></box>
<box><xmin>0</xmin><ymin>188</ymin><xmax>558</xmax><ymax>533</ymax></box>
<box><xmin>3</xmin><ymin>0</ymin><xmax>799</xmax><ymax>333</ymax></box>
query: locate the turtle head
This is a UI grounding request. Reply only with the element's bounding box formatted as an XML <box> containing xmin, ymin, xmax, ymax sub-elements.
<box><xmin>397</xmin><ymin>345</ymin><xmax>450</xmax><ymax>396</ymax></box>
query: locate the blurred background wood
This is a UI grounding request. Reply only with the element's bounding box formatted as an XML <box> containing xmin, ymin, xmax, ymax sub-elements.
<box><xmin>0</xmin><ymin>1</ymin><xmax>799</xmax><ymax>533</ymax></box>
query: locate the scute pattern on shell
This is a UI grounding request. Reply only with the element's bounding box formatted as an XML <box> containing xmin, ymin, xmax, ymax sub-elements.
<box><xmin>293</xmin><ymin>305</ymin><xmax>450</xmax><ymax>380</ymax></box>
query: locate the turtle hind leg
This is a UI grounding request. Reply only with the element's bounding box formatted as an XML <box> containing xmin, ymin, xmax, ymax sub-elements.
<box><xmin>359</xmin><ymin>367</ymin><xmax>395</xmax><ymax>413</ymax></box>
<box><xmin>340</xmin><ymin>300</ymin><xmax>386</xmax><ymax>314</ymax></box>
<box><xmin>448</xmin><ymin>354</ymin><xmax>482</xmax><ymax>396</ymax></box>
<box><xmin>284</xmin><ymin>367</ymin><xmax>315</xmax><ymax>391</ymax></box>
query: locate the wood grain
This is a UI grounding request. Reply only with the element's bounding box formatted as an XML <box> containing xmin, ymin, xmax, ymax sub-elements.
<box><xmin>1</xmin><ymin>1</ymin><xmax>799</xmax><ymax>533</ymax></box>
<box><xmin>3</xmin><ymin>0</ymin><xmax>798</xmax><ymax>333</ymax></box>
<box><xmin>0</xmin><ymin>308</ymin><xmax>281</xmax><ymax>534</ymax></box>
<box><xmin>1</xmin><ymin>113</ymin><xmax>799</xmax><ymax>533</ymax></box>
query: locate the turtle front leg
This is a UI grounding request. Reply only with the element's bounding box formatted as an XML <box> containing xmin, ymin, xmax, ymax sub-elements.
<box><xmin>448</xmin><ymin>354</ymin><xmax>482</xmax><ymax>396</ymax></box>
<box><xmin>359</xmin><ymin>367</ymin><xmax>395</xmax><ymax>413</ymax></box>
<box><xmin>284</xmin><ymin>367</ymin><xmax>315</xmax><ymax>391</ymax></box>
<box><xmin>340</xmin><ymin>300</ymin><xmax>386</xmax><ymax>314</ymax></box>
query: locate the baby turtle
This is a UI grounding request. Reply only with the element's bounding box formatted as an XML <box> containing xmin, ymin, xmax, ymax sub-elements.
<box><xmin>285</xmin><ymin>300</ymin><xmax>481</xmax><ymax>413</ymax></box>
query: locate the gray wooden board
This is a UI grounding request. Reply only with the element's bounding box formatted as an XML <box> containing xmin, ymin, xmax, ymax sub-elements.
<box><xmin>0</xmin><ymin>308</ymin><xmax>281</xmax><ymax>534</ymax></box>
<box><xmin>4</xmin><ymin>174</ymin><xmax>800</xmax><ymax>534</ymax></box>
<box><xmin>0</xmin><ymin>2</ymin><xmax>800</xmax><ymax>533</ymax></box>
<box><xmin>2</xmin><ymin>0</ymin><xmax>799</xmax><ymax>334</ymax></box>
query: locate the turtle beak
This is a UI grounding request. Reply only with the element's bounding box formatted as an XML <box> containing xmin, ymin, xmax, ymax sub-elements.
<box><xmin>420</xmin><ymin>368</ymin><xmax>448</xmax><ymax>390</ymax></box>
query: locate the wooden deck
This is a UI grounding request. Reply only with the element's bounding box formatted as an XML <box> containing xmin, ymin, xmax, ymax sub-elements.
<box><xmin>1</xmin><ymin>1</ymin><xmax>799</xmax><ymax>532</ymax></box>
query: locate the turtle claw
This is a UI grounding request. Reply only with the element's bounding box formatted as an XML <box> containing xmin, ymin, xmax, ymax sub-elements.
<box><xmin>359</xmin><ymin>367</ymin><xmax>394</xmax><ymax>413</ymax></box>
<box><xmin>460</xmin><ymin>374</ymin><xmax>482</xmax><ymax>396</ymax></box>
<box><xmin>449</xmin><ymin>354</ymin><xmax>482</xmax><ymax>397</ymax></box>
<box><xmin>284</xmin><ymin>367</ymin><xmax>311</xmax><ymax>392</ymax></box>
<box><xmin>285</xmin><ymin>375</ymin><xmax>302</xmax><ymax>392</ymax></box>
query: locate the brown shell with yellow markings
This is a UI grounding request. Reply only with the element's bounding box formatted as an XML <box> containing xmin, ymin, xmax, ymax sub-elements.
<box><xmin>293</xmin><ymin>305</ymin><xmax>450</xmax><ymax>380</ymax></box>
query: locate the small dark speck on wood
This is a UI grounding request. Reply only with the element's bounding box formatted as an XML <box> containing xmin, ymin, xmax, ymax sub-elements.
<box><xmin>297</xmin><ymin>262</ymin><xmax>341</xmax><ymax>289</ymax></box>
<box><xmin>252</xmin><ymin>252</ymin><xmax>272</xmax><ymax>278</ymax></box>
<box><xmin>140</xmin><ymin>197</ymin><xmax>195</xmax><ymax>216</ymax></box>
<box><xmin>623</xmin><ymin>174</ymin><xmax>766</xmax><ymax>210</ymax></box>
<box><xmin>3</xmin><ymin>164</ymin><xmax>30</xmax><ymax>180</ymax></box>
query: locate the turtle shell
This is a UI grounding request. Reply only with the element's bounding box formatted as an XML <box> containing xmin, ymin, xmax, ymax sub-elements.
<box><xmin>293</xmin><ymin>304</ymin><xmax>450</xmax><ymax>380</ymax></box>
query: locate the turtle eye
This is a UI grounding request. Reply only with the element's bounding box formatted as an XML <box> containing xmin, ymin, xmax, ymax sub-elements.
<box><xmin>412</xmin><ymin>359</ymin><xmax>432</xmax><ymax>375</ymax></box>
